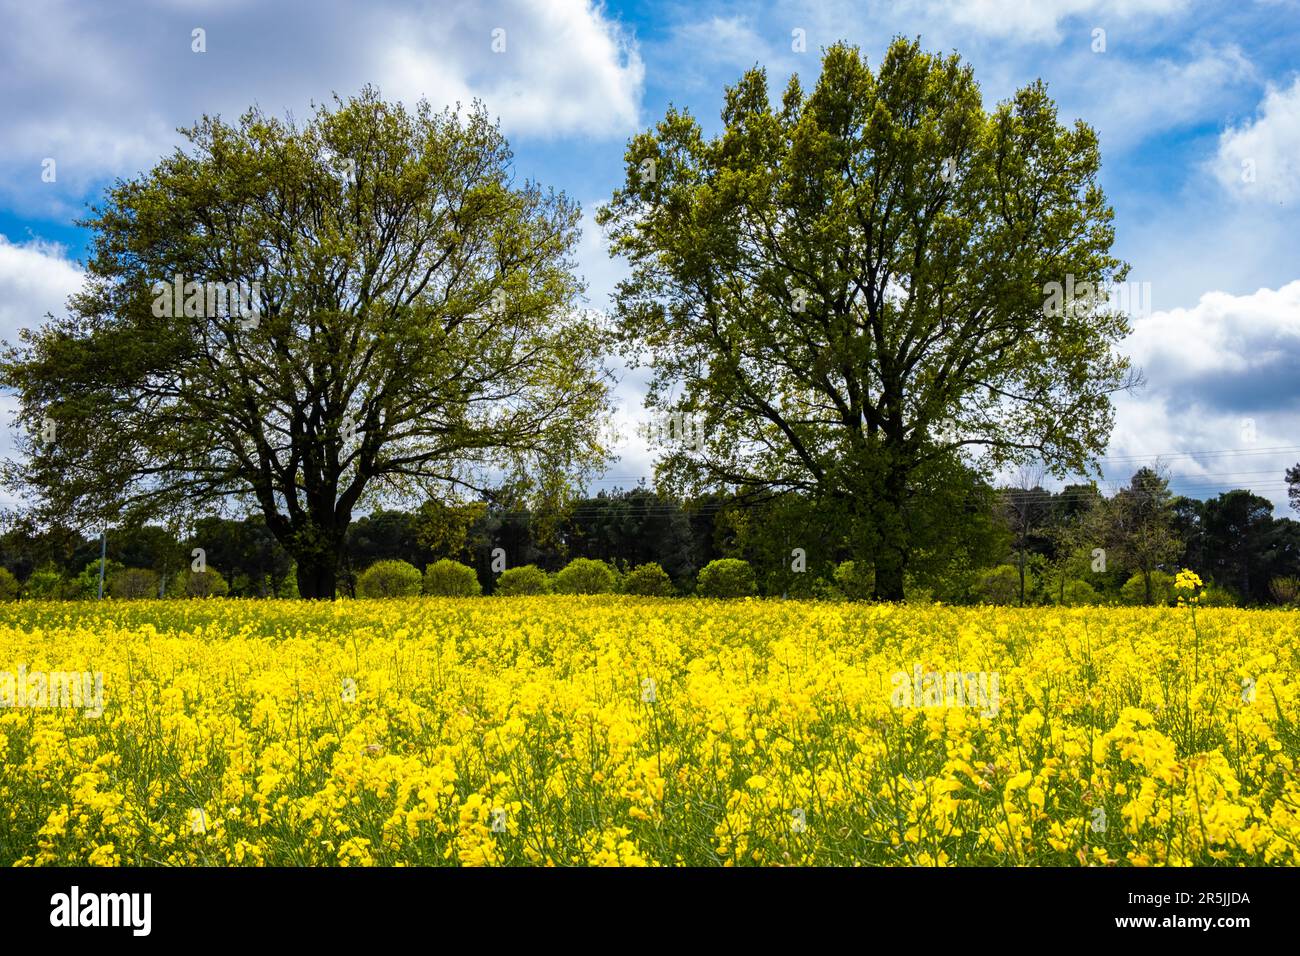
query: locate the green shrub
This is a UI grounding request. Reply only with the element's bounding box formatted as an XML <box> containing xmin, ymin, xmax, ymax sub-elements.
<box><xmin>171</xmin><ymin>567</ymin><xmax>231</xmax><ymax>598</ymax></box>
<box><xmin>977</xmin><ymin>564</ymin><xmax>1025</xmax><ymax>605</ymax></box>
<box><xmin>775</xmin><ymin>569</ymin><xmax>838</xmax><ymax>600</ymax></box>
<box><xmin>1057</xmin><ymin>579</ymin><xmax>1099</xmax><ymax>606</ymax></box>
<box><xmin>1197</xmin><ymin>584</ymin><xmax>1237</xmax><ymax>607</ymax></box>
<box><xmin>22</xmin><ymin>565</ymin><xmax>65</xmax><ymax>599</ymax></box>
<box><xmin>833</xmin><ymin>560</ymin><xmax>874</xmax><ymax>601</ymax></box>
<box><xmin>109</xmin><ymin>567</ymin><xmax>161</xmax><ymax>599</ymax></box>
<box><xmin>495</xmin><ymin>564</ymin><xmax>551</xmax><ymax>596</ymax></box>
<box><xmin>64</xmin><ymin>560</ymin><xmax>124</xmax><ymax>599</ymax></box>
<box><xmin>0</xmin><ymin>567</ymin><xmax>18</xmax><ymax>601</ymax></box>
<box><xmin>1119</xmin><ymin>570</ymin><xmax>1174</xmax><ymax>606</ymax></box>
<box><xmin>904</xmin><ymin>585</ymin><xmax>935</xmax><ymax>605</ymax></box>
<box><xmin>422</xmin><ymin>559</ymin><xmax>481</xmax><ymax>596</ymax></box>
<box><xmin>553</xmin><ymin>558</ymin><xmax>617</xmax><ymax>595</ymax></box>
<box><xmin>696</xmin><ymin>558</ymin><xmax>757</xmax><ymax>598</ymax></box>
<box><xmin>622</xmin><ymin>562</ymin><xmax>674</xmax><ymax>597</ymax></box>
<box><xmin>278</xmin><ymin>565</ymin><xmax>300</xmax><ymax>599</ymax></box>
<box><xmin>811</xmin><ymin>577</ymin><xmax>841</xmax><ymax>600</ymax></box>
<box><xmin>356</xmin><ymin>560</ymin><xmax>421</xmax><ymax>598</ymax></box>
<box><xmin>1268</xmin><ymin>576</ymin><xmax>1299</xmax><ymax>605</ymax></box>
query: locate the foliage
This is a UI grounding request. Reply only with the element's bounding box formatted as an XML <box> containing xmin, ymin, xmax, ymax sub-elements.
<box><xmin>1268</xmin><ymin>576</ymin><xmax>1300</xmax><ymax>606</ymax></box>
<box><xmin>0</xmin><ymin>90</ymin><xmax>611</xmax><ymax>597</ymax></box>
<box><xmin>621</xmin><ymin>562</ymin><xmax>675</xmax><ymax>597</ymax></box>
<box><xmin>1056</xmin><ymin>579</ymin><xmax>1100</xmax><ymax>607</ymax></box>
<box><xmin>1202</xmin><ymin>491</ymin><xmax>1285</xmax><ymax>604</ymax></box>
<box><xmin>560</xmin><ymin>489</ymin><xmax>705</xmax><ymax>585</ymax></box>
<box><xmin>414</xmin><ymin>501</ymin><xmax>488</xmax><ymax>564</ymax></box>
<box><xmin>278</xmin><ymin>564</ymin><xmax>300</xmax><ymax>599</ymax></box>
<box><xmin>168</xmin><ymin>567</ymin><xmax>231</xmax><ymax>598</ymax></box>
<box><xmin>421</xmin><ymin>559</ymin><xmax>481</xmax><ymax>597</ymax></box>
<box><xmin>1197</xmin><ymin>585</ymin><xmax>1238</xmax><ymax>608</ymax></box>
<box><xmin>696</xmin><ymin>558</ymin><xmax>757</xmax><ymax>598</ymax></box>
<box><xmin>1105</xmin><ymin>469</ymin><xmax>1181</xmax><ymax>605</ymax></box>
<box><xmin>356</xmin><ymin>560</ymin><xmax>421</xmax><ymax>599</ymax></box>
<box><xmin>552</xmin><ymin>558</ymin><xmax>617</xmax><ymax>595</ymax></box>
<box><xmin>4</xmin><ymin>475</ymin><xmax>1300</xmax><ymax>605</ymax></box>
<box><xmin>66</xmin><ymin>560</ymin><xmax>124</xmax><ymax>600</ymax></box>
<box><xmin>600</xmin><ymin>39</ymin><xmax>1132</xmax><ymax>598</ymax></box>
<box><xmin>21</xmin><ymin>565</ymin><xmax>66</xmax><ymax>599</ymax></box>
<box><xmin>833</xmin><ymin>561</ymin><xmax>875</xmax><ymax>602</ymax></box>
<box><xmin>1120</xmin><ymin>570</ymin><xmax>1174</xmax><ymax>607</ymax></box>
<box><xmin>977</xmin><ymin>565</ymin><xmax>1026</xmax><ymax>606</ymax></box>
<box><xmin>109</xmin><ymin>567</ymin><xmax>160</xmax><ymax>600</ymax></box>
<box><xmin>494</xmin><ymin>565</ymin><xmax>551</xmax><ymax>596</ymax></box>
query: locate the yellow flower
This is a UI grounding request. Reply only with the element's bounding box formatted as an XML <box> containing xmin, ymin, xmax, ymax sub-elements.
<box><xmin>1</xmin><ymin>595</ymin><xmax>1295</xmax><ymax>867</ymax></box>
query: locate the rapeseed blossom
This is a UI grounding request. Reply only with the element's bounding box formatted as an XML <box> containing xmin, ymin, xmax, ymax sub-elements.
<box><xmin>0</xmin><ymin>597</ymin><xmax>1296</xmax><ymax>866</ymax></box>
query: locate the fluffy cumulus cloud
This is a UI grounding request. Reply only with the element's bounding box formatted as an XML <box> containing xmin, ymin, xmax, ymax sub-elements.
<box><xmin>1213</xmin><ymin>76</ymin><xmax>1300</xmax><ymax>202</ymax></box>
<box><xmin>380</xmin><ymin>0</ymin><xmax>643</xmax><ymax>137</ymax></box>
<box><xmin>0</xmin><ymin>0</ymin><xmax>644</xmax><ymax>215</ymax></box>
<box><xmin>1105</xmin><ymin>281</ymin><xmax>1300</xmax><ymax>508</ymax></box>
<box><xmin>0</xmin><ymin>236</ymin><xmax>83</xmax><ymax>345</ymax></box>
<box><xmin>0</xmin><ymin>236</ymin><xmax>84</xmax><ymax>502</ymax></box>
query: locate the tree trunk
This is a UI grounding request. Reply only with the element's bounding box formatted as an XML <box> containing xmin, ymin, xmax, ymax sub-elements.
<box><xmin>295</xmin><ymin>555</ymin><xmax>339</xmax><ymax>600</ymax></box>
<box><xmin>871</xmin><ymin>463</ymin><xmax>909</xmax><ymax>602</ymax></box>
<box><xmin>874</xmin><ymin>552</ymin><xmax>906</xmax><ymax>601</ymax></box>
<box><xmin>283</xmin><ymin>520</ymin><xmax>348</xmax><ymax>600</ymax></box>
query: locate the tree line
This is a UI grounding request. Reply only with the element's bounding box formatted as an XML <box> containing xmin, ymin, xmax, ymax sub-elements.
<box><xmin>3</xmin><ymin>465</ymin><xmax>1298</xmax><ymax>605</ymax></box>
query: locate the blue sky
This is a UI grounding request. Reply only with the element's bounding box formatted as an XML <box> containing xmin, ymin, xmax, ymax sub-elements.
<box><xmin>1</xmin><ymin>0</ymin><xmax>1299</xmax><ymax>510</ymax></box>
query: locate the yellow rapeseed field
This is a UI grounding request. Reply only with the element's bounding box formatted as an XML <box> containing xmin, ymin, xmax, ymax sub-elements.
<box><xmin>1</xmin><ymin>596</ymin><xmax>1297</xmax><ymax>866</ymax></box>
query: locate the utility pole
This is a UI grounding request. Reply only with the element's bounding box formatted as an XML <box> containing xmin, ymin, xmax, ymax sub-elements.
<box><xmin>97</xmin><ymin>529</ymin><xmax>107</xmax><ymax>599</ymax></box>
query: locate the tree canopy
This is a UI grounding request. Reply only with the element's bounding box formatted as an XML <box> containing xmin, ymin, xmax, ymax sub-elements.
<box><xmin>598</xmin><ymin>38</ymin><xmax>1134</xmax><ymax>598</ymax></box>
<box><xmin>1</xmin><ymin>89</ymin><xmax>611</xmax><ymax>597</ymax></box>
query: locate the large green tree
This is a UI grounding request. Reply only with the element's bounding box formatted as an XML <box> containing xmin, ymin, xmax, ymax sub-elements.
<box><xmin>1</xmin><ymin>89</ymin><xmax>611</xmax><ymax>597</ymax></box>
<box><xmin>1202</xmin><ymin>490</ymin><xmax>1279</xmax><ymax>603</ymax></box>
<box><xmin>1104</xmin><ymin>467</ymin><xmax>1181</xmax><ymax>605</ymax></box>
<box><xmin>598</xmin><ymin>39</ymin><xmax>1133</xmax><ymax>599</ymax></box>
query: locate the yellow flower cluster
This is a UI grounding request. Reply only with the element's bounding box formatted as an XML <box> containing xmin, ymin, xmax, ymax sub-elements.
<box><xmin>1</xmin><ymin>597</ymin><xmax>1296</xmax><ymax>866</ymax></box>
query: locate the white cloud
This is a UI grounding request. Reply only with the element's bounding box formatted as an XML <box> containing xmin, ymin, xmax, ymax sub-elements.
<box><xmin>1074</xmin><ymin>45</ymin><xmax>1253</xmax><ymax>149</ymax></box>
<box><xmin>1104</xmin><ymin>281</ymin><xmax>1300</xmax><ymax>509</ymax></box>
<box><xmin>0</xmin><ymin>0</ymin><xmax>644</xmax><ymax>214</ymax></box>
<box><xmin>1213</xmin><ymin>76</ymin><xmax>1300</xmax><ymax>202</ymax></box>
<box><xmin>1123</xmin><ymin>281</ymin><xmax>1300</xmax><ymax>392</ymax></box>
<box><xmin>380</xmin><ymin>0</ymin><xmax>643</xmax><ymax>138</ymax></box>
<box><xmin>0</xmin><ymin>235</ymin><xmax>83</xmax><ymax>345</ymax></box>
<box><xmin>0</xmin><ymin>236</ymin><xmax>85</xmax><ymax>505</ymax></box>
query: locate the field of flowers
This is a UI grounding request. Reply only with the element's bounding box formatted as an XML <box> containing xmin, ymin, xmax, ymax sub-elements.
<box><xmin>1</xmin><ymin>595</ymin><xmax>1297</xmax><ymax>866</ymax></box>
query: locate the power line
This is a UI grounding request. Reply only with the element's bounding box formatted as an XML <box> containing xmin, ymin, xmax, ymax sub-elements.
<box><xmin>1093</xmin><ymin>445</ymin><xmax>1300</xmax><ymax>463</ymax></box>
